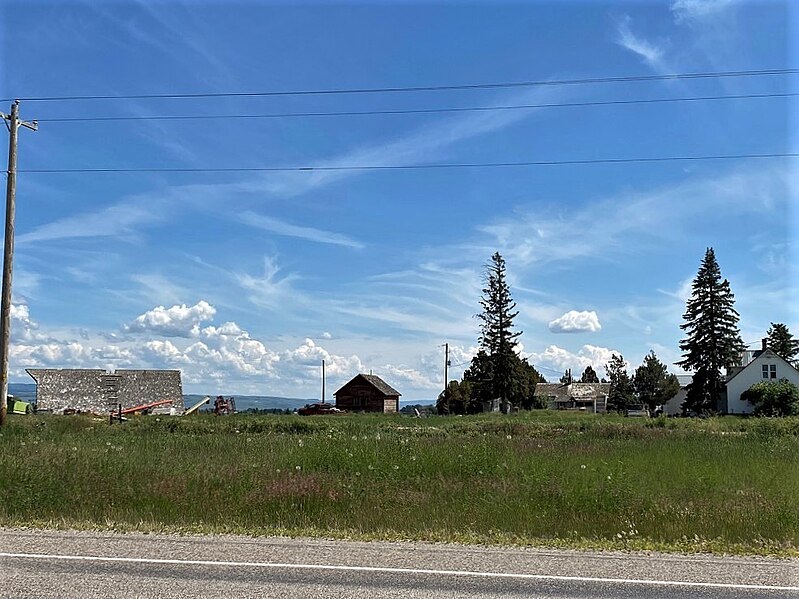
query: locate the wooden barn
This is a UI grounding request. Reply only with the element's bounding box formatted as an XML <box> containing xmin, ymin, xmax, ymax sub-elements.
<box><xmin>334</xmin><ymin>374</ymin><xmax>401</xmax><ymax>413</ymax></box>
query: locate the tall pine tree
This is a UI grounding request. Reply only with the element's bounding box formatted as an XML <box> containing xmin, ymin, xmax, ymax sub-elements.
<box><xmin>678</xmin><ymin>248</ymin><xmax>744</xmax><ymax>413</ymax></box>
<box><xmin>475</xmin><ymin>252</ymin><xmax>522</xmax><ymax>413</ymax></box>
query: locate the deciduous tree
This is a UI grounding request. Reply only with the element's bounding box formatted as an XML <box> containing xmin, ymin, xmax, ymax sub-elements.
<box><xmin>633</xmin><ymin>351</ymin><xmax>680</xmax><ymax>413</ymax></box>
<box><xmin>741</xmin><ymin>379</ymin><xmax>799</xmax><ymax>416</ymax></box>
<box><xmin>678</xmin><ymin>248</ymin><xmax>744</xmax><ymax>413</ymax></box>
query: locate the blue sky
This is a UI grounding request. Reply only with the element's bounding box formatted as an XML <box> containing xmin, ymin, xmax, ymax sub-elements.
<box><xmin>1</xmin><ymin>0</ymin><xmax>796</xmax><ymax>399</ymax></box>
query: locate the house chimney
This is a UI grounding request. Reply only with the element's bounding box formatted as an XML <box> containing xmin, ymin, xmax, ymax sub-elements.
<box><xmin>762</xmin><ymin>338</ymin><xmax>767</xmax><ymax>351</ymax></box>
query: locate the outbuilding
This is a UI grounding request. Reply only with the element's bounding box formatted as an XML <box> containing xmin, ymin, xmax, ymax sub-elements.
<box><xmin>334</xmin><ymin>374</ymin><xmax>401</xmax><ymax>413</ymax></box>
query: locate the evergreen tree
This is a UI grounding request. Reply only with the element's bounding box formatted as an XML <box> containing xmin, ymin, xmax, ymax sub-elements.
<box><xmin>559</xmin><ymin>369</ymin><xmax>573</xmax><ymax>384</ymax></box>
<box><xmin>579</xmin><ymin>365</ymin><xmax>600</xmax><ymax>383</ymax></box>
<box><xmin>678</xmin><ymin>248</ymin><xmax>744</xmax><ymax>413</ymax></box>
<box><xmin>766</xmin><ymin>323</ymin><xmax>799</xmax><ymax>363</ymax></box>
<box><xmin>605</xmin><ymin>354</ymin><xmax>634</xmax><ymax>413</ymax></box>
<box><xmin>633</xmin><ymin>351</ymin><xmax>680</xmax><ymax>414</ymax></box>
<box><xmin>474</xmin><ymin>252</ymin><xmax>522</xmax><ymax>413</ymax></box>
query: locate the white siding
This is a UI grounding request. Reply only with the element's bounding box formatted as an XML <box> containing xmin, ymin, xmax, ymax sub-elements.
<box><xmin>725</xmin><ymin>351</ymin><xmax>799</xmax><ymax>414</ymax></box>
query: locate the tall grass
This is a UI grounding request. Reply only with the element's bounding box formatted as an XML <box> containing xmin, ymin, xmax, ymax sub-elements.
<box><xmin>1</xmin><ymin>412</ymin><xmax>797</xmax><ymax>554</ymax></box>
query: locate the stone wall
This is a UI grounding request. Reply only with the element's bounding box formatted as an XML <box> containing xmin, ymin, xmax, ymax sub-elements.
<box><xmin>26</xmin><ymin>368</ymin><xmax>184</xmax><ymax>414</ymax></box>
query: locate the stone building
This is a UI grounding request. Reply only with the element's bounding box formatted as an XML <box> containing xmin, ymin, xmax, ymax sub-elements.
<box><xmin>26</xmin><ymin>368</ymin><xmax>184</xmax><ymax>414</ymax></box>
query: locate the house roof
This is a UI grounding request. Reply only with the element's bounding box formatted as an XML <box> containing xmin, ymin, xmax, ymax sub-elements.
<box><xmin>725</xmin><ymin>348</ymin><xmax>799</xmax><ymax>384</ymax></box>
<box><xmin>534</xmin><ymin>382</ymin><xmax>610</xmax><ymax>400</ymax></box>
<box><xmin>334</xmin><ymin>373</ymin><xmax>401</xmax><ymax>397</ymax></box>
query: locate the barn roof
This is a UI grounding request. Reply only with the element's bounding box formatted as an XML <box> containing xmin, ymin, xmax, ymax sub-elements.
<box><xmin>335</xmin><ymin>373</ymin><xmax>401</xmax><ymax>397</ymax></box>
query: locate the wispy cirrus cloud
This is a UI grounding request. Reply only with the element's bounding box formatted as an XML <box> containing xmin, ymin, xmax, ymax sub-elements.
<box><xmin>474</xmin><ymin>163</ymin><xmax>791</xmax><ymax>271</ymax></box>
<box><xmin>614</xmin><ymin>15</ymin><xmax>671</xmax><ymax>73</ymax></box>
<box><xmin>257</xmin><ymin>86</ymin><xmax>563</xmax><ymax>199</ymax></box>
<box><xmin>671</xmin><ymin>0</ymin><xmax>738</xmax><ymax>24</ymax></box>
<box><xmin>17</xmin><ymin>201</ymin><xmax>157</xmax><ymax>244</ymax></box>
<box><xmin>240</xmin><ymin>211</ymin><xmax>364</xmax><ymax>249</ymax></box>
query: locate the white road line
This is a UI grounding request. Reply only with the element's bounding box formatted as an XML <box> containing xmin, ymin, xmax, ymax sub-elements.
<box><xmin>2</xmin><ymin>552</ymin><xmax>798</xmax><ymax>592</ymax></box>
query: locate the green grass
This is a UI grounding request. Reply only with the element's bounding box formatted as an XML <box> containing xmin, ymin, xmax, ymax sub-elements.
<box><xmin>1</xmin><ymin>411</ymin><xmax>798</xmax><ymax>556</ymax></box>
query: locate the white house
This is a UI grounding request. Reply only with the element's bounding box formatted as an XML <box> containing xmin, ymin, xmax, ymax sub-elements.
<box><xmin>724</xmin><ymin>344</ymin><xmax>799</xmax><ymax>414</ymax></box>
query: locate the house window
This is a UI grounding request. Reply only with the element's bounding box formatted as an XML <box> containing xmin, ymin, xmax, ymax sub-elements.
<box><xmin>762</xmin><ymin>364</ymin><xmax>777</xmax><ymax>379</ymax></box>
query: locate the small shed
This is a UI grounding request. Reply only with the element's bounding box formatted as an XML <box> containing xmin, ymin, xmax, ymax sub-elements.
<box><xmin>334</xmin><ymin>374</ymin><xmax>401</xmax><ymax>413</ymax></box>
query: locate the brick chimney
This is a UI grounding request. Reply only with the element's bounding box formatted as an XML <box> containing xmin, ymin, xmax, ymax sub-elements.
<box><xmin>762</xmin><ymin>338</ymin><xmax>767</xmax><ymax>351</ymax></box>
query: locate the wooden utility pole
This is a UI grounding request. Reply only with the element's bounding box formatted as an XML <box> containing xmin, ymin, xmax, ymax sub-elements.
<box><xmin>0</xmin><ymin>101</ymin><xmax>37</xmax><ymax>426</ymax></box>
<box><xmin>321</xmin><ymin>359</ymin><xmax>326</xmax><ymax>404</ymax></box>
<box><xmin>443</xmin><ymin>343</ymin><xmax>449</xmax><ymax>398</ymax></box>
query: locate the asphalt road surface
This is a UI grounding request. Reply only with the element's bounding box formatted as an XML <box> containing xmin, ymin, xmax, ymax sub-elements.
<box><xmin>2</xmin><ymin>529</ymin><xmax>798</xmax><ymax>598</ymax></box>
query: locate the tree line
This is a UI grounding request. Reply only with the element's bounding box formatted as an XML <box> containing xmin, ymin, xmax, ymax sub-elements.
<box><xmin>437</xmin><ymin>249</ymin><xmax>799</xmax><ymax>416</ymax></box>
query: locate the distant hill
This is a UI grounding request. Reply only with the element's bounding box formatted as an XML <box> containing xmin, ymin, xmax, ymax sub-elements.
<box><xmin>11</xmin><ymin>384</ymin><xmax>433</xmax><ymax>411</ymax></box>
<box><xmin>186</xmin><ymin>394</ymin><xmax>313</xmax><ymax>412</ymax></box>
<box><xmin>9</xmin><ymin>383</ymin><xmax>36</xmax><ymax>402</ymax></box>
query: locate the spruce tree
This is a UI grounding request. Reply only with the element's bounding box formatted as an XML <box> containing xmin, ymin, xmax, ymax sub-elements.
<box><xmin>766</xmin><ymin>323</ymin><xmax>799</xmax><ymax>363</ymax></box>
<box><xmin>678</xmin><ymin>248</ymin><xmax>744</xmax><ymax>413</ymax></box>
<box><xmin>605</xmin><ymin>353</ymin><xmax>634</xmax><ymax>413</ymax></box>
<box><xmin>475</xmin><ymin>252</ymin><xmax>522</xmax><ymax>413</ymax></box>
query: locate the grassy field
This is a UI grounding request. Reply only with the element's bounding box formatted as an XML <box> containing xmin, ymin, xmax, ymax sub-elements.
<box><xmin>1</xmin><ymin>411</ymin><xmax>798</xmax><ymax>555</ymax></box>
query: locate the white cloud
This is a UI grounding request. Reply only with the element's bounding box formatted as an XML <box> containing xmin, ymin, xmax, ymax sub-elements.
<box><xmin>240</xmin><ymin>211</ymin><xmax>364</xmax><ymax>249</ymax></box>
<box><xmin>614</xmin><ymin>15</ymin><xmax>670</xmax><ymax>72</ymax></box>
<box><xmin>525</xmin><ymin>344</ymin><xmax>620</xmax><ymax>378</ymax></box>
<box><xmin>236</xmin><ymin>256</ymin><xmax>300</xmax><ymax>311</ymax></box>
<box><xmin>18</xmin><ymin>201</ymin><xmax>157</xmax><ymax>244</ymax></box>
<box><xmin>124</xmin><ymin>300</ymin><xmax>216</xmax><ymax>337</ymax></box>
<box><xmin>671</xmin><ymin>0</ymin><xmax>737</xmax><ymax>23</ymax></box>
<box><xmin>477</xmin><ymin>164</ymin><xmax>790</xmax><ymax>272</ymax></box>
<box><xmin>548</xmin><ymin>310</ymin><xmax>602</xmax><ymax>333</ymax></box>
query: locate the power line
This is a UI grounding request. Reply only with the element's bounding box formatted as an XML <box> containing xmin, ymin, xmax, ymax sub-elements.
<box><xmin>33</xmin><ymin>91</ymin><xmax>799</xmax><ymax>123</ymax></box>
<box><xmin>4</xmin><ymin>67</ymin><xmax>797</xmax><ymax>103</ymax></box>
<box><xmin>16</xmin><ymin>152</ymin><xmax>799</xmax><ymax>174</ymax></box>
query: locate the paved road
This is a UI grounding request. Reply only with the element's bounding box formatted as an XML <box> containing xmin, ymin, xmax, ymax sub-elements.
<box><xmin>2</xmin><ymin>529</ymin><xmax>798</xmax><ymax>598</ymax></box>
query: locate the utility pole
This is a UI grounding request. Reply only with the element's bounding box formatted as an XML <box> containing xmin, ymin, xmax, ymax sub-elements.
<box><xmin>443</xmin><ymin>343</ymin><xmax>449</xmax><ymax>396</ymax></box>
<box><xmin>0</xmin><ymin>101</ymin><xmax>37</xmax><ymax>426</ymax></box>
<box><xmin>321</xmin><ymin>359</ymin><xmax>326</xmax><ymax>404</ymax></box>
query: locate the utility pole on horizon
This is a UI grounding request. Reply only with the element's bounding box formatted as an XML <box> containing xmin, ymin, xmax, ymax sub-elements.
<box><xmin>443</xmin><ymin>343</ymin><xmax>449</xmax><ymax>400</ymax></box>
<box><xmin>0</xmin><ymin>101</ymin><xmax>37</xmax><ymax>426</ymax></box>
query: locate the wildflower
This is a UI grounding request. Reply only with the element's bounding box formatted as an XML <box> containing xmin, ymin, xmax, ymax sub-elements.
<box><xmin>355</xmin><ymin>472</ymin><xmax>361</xmax><ymax>477</ymax></box>
<box><xmin>295</xmin><ymin>465</ymin><xmax>301</xmax><ymax>471</ymax></box>
<box><xmin>276</xmin><ymin>469</ymin><xmax>281</xmax><ymax>474</ymax></box>
<box><xmin>607</xmin><ymin>475</ymin><xmax>612</xmax><ymax>480</ymax></box>
<box><xmin>367</xmin><ymin>465</ymin><xmax>374</xmax><ymax>470</ymax></box>
<box><xmin>410</xmin><ymin>456</ymin><xmax>417</xmax><ymax>461</ymax></box>
<box><xmin>580</xmin><ymin>464</ymin><xmax>586</xmax><ymax>469</ymax></box>
<box><xmin>393</xmin><ymin>465</ymin><xmax>399</xmax><ymax>470</ymax></box>
<box><xmin>506</xmin><ymin>435</ymin><xmax>512</xmax><ymax>440</ymax></box>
